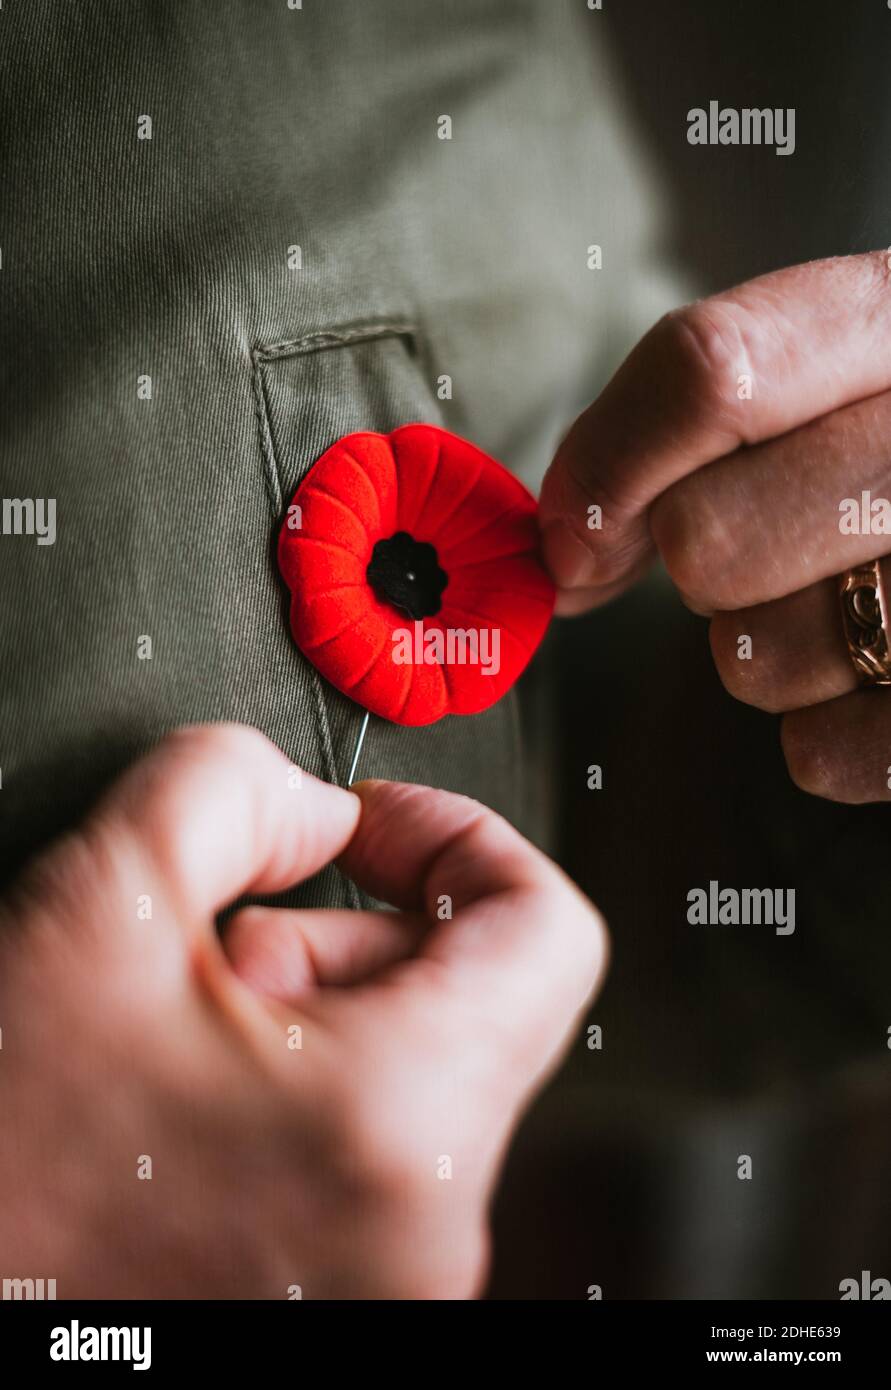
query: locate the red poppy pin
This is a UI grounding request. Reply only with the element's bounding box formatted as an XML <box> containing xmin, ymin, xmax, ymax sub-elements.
<box><xmin>277</xmin><ymin>424</ymin><xmax>554</xmax><ymax>738</ymax></box>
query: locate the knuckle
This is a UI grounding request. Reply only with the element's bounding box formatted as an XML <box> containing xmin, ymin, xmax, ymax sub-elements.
<box><xmin>656</xmin><ymin>300</ymin><xmax>750</xmax><ymax>434</ymax></box>
<box><xmin>415</xmin><ymin>1227</ymin><xmax>490</xmax><ymax>1301</ymax></box>
<box><xmin>561</xmin><ymin>886</ymin><xmax>610</xmax><ymax>998</ymax></box>
<box><xmin>352</xmin><ymin>1118</ymin><xmax>430</xmax><ymax>1207</ymax></box>
<box><xmin>780</xmin><ymin>715</ymin><xmax>839</xmax><ymax>800</ymax></box>
<box><xmin>333</xmin><ymin>1055</ymin><xmax>433</xmax><ymax>1200</ymax></box>
<box><xmin>565</xmin><ymin>894</ymin><xmax>611</xmax><ymax>1029</ymax></box>
<box><xmin>588</xmin><ymin>900</ymin><xmax>610</xmax><ymax>980</ymax></box>
<box><xmin>650</xmin><ymin>481</ymin><xmax>733</xmax><ymax>607</ymax></box>
<box><xmin>709</xmin><ymin>613</ymin><xmax>786</xmax><ymax>712</ymax></box>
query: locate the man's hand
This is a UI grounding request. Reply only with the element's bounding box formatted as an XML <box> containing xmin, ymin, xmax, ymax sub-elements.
<box><xmin>0</xmin><ymin>724</ymin><xmax>606</xmax><ymax>1299</ymax></box>
<box><xmin>540</xmin><ymin>251</ymin><xmax>891</xmax><ymax>803</ymax></box>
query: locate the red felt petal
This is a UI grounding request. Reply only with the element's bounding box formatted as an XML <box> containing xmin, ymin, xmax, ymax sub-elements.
<box><xmin>294</xmin><ymin>586</ymin><xmax>370</xmax><ymax>648</ymax></box>
<box><xmin>435</xmin><ymin>502</ymin><xmax>533</xmax><ymax>567</ymax></box>
<box><xmin>444</xmin><ymin>553</ymin><xmax>556</xmax><ymax>611</ymax></box>
<box><xmin>348</xmin><ymin>643</ymin><xmax>414</xmax><ymax>721</ymax></box>
<box><xmin>310</xmin><ymin>433</ymin><xmax>398</xmax><ymax>540</ymax></box>
<box><xmin>436</xmin><ymin>603</ymin><xmax>536</xmax><ymax>690</ymax></box>
<box><xmin>393</xmin><ymin>655</ymin><xmax>450</xmax><ymax>726</ymax></box>
<box><xmin>297</xmin><ymin>487</ymin><xmax>370</xmax><ymax>559</ymax></box>
<box><xmin>388</xmin><ymin>425</ymin><xmax>442</xmax><ymax>537</ymax></box>
<box><xmin>391</xmin><ymin>424</ymin><xmax>484</xmax><ymax>543</ymax></box>
<box><xmin>280</xmin><ymin>536</ymin><xmax>365</xmax><ymax>593</ymax></box>
<box><xmin>437</xmin><ymin>485</ymin><xmax>538</xmax><ymax>557</ymax></box>
<box><xmin>296</xmin><ymin>607</ymin><xmax>390</xmax><ymax>689</ymax></box>
<box><xmin>355</xmin><ymin>641</ymin><xmax>448</xmax><ymax>726</ymax></box>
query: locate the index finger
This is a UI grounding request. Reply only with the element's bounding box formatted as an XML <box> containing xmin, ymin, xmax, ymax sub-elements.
<box><xmin>540</xmin><ymin>251</ymin><xmax>891</xmax><ymax>602</ymax></box>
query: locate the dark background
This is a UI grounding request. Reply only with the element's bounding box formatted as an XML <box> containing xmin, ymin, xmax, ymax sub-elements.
<box><xmin>490</xmin><ymin>0</ymin><xmax>891</xmax><ymax>1299</ymax></box>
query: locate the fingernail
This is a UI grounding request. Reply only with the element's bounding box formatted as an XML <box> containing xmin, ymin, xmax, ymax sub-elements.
<box><xmin>541</xmin><ymin>522</ymin><xmax>599</xmax><ymax>589</ymax></box>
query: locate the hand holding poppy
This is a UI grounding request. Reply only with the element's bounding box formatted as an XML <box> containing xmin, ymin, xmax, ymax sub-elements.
<box><xmin>540</xmin><ymin>251</ymin><xmax>891</xmax><ymax>803</ymax></box>
<box><xmin>0</xmin><ymin>723</ymin><xmax>606</xmax><ymax>1297</ymax></box>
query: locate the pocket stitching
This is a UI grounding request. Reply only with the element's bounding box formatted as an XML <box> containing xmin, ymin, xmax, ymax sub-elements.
<box><xmin>254</xmin><ymin>318</ymin><xmax>418</xmax><ymax>365</ymax></box>
<box><xmin>250</xmin><ymin>318</ymin><xmax>420</xmax><ymax>514</ymax></box>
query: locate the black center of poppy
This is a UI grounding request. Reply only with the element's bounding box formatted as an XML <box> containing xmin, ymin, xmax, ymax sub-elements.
<box><xmin>366</xmin><ymin>530</ymin><xmax>448</xmax><ymax>619</ymax></box>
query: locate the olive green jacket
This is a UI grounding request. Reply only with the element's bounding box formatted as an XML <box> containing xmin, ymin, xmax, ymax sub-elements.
<box><xmin>0</xmin><ymin>0</ymin><xmax>673</xmax><ymax>901</ymax></box>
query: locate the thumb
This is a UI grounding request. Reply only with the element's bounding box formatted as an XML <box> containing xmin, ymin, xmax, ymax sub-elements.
<box><xmin>16</xmin><ymin>724</ymin><xmax>361</xmax><ymax>944</ymax></box>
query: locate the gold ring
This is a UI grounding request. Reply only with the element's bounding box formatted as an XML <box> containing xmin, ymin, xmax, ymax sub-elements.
<box><xmin>839</xmin><ymin>559</ymin><xmax>891</xmax><ymax>685</ymax></box>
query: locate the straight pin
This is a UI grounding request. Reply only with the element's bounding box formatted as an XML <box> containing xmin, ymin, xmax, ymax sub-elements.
<box><xmin>346</xmin><ymin>710</ymin><xmax>370</xmax><ymax>787</ymax></box>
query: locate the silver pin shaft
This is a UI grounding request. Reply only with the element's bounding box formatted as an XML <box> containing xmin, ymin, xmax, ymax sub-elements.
<box><xmin>346</xmin><ymin>710</ymin><xmax>370</xmax><ymax>787</ymax></box>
